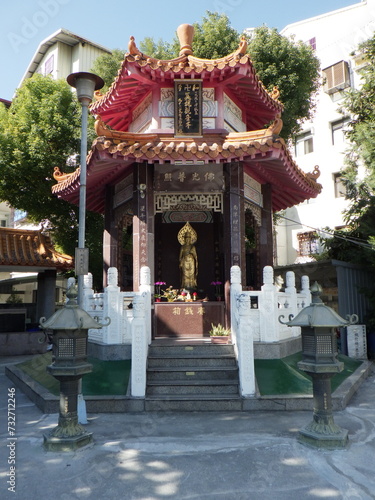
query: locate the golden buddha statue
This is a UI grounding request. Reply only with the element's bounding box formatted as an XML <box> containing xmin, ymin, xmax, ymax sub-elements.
<box><xmin>178</xmin><ymin>222</ymin><xmax>198</xmax><ymax>289</ymax></box>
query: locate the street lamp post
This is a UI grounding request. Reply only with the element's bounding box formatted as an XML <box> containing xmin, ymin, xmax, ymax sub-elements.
<box><xmin>67</xmin><ymin>72</ymin><xmax>104</xmax><ymax>424</ymax></box>
<box><xmin>66</xmin><ymin>72</ymin><xmax>104</xmax><ymax>307</ymax></box>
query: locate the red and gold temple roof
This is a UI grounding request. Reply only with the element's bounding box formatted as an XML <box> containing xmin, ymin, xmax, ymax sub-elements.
<box><xmin>52</xmin><ymin>24</ymin><xmax>322</xmax><ymax>213</ymax></box>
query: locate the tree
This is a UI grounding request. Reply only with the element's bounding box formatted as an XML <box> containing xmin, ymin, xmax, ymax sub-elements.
<box><xmin>248</xmin><ymin>26</ymin><xmax>321</xmax><ymax>140</ymax></box>
<box><xmin>0</xmin><ymin>74</ymin><xmax>104</xmax><ymax>288</ymax></box>
<box><xmin>139</xmin><ymin>37</ymin><xmax>176</xmax><ymax>60</ymax></box>
<box><xmin>191</xmin><ymin>11</ymin><xmax>239</xmax><ymax>59</ymax></box>
<box><xmin>91</xmin><ymin>49</ymin><xmax>125</xmax><ymax>92</ymax></box>
<box><xmin>91</xmin><ymin>12</ymin><xmax>320</xmax><ymax>142</ymax></box>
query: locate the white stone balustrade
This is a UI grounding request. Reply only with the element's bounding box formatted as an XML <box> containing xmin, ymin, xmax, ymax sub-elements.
<box><xmin>82</xmin><ymin>266</ymin><xmax>151</xmax><ymax>346</ymax></box>
<box><xmin>231</xmin><ymin>265</ymin><xmax>310</xmax><ymax>344</ymax></box>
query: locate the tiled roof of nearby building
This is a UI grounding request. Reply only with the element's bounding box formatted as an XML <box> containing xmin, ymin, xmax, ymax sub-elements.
<box><xmin>0</xmin><ymin>228</ymin><xmax>73</xmax><ymax>271</ymax></box>
<box><xmin>0</xmin><ymin>98</ymin><xmax>11</xmax><ymax>108</ymax></box>
<box><xmin>19</xmin><ymin>28</ymin><xmax>111</xmax><ymax>87</ymax></box>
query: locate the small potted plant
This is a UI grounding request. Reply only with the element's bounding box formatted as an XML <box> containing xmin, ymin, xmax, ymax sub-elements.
<box><xmin>209</xmin><ymin>323</ymin><xmax>231</xmax><ymax>344</ymax></box>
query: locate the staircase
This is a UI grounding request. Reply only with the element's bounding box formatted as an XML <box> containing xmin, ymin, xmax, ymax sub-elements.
<box><xmin>145</xmin><ymin>340</ymin><xmax>242</xmax><ymax>411</ymax></box>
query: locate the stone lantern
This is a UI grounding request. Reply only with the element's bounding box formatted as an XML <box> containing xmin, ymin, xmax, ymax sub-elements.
<box><xmin>281</xmin><ymin>281</ymin><xmax>358</xmax><ymax>449</ymax></box>
<box><xmin>40</xmin><ymin>285</ymin><xmax>107</xmax><ymax>452</ymax></box>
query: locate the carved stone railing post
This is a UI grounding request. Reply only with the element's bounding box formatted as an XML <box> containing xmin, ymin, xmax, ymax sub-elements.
<box><xmin>259</xmin><ymin>266</ymin><xmax>279</xmax><ymax>342</ymax></box>
<box><xmin>236</xmin><ymin>293</ymin><xmax>255</xmax><ymax>397</ymax></box>
<box><xmin>139</xmin><ymin>266</ymin><xmax>152</xmax><ymax>345</ymax></box>
<box><xmin>102</xmin><ymin>267</ymin><xmax>122</xmax><ymax>344</ymax></box>
<box><xmin>230</xmin><ymin>265</ymin><xmax>242</xmax><ymax>349</ymax></box>
<box><xmin>131</xmin><ymin>293</ymin><xmax>147</xmax><ymax>397</ymax></box>
<box><xmin>82</xmin><ymin>273</ymin><xmax>93</xmax><ymax>312</ymax></box>
<box><xmin>300</xmin><ymin>275</ymin><xmax>311</xmax><ymax>307</ymax></box>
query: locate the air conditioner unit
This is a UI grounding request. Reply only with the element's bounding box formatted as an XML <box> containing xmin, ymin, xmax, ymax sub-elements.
<box><xmin>323</xmin><ymin>61</ymin><xmax>350</xmax><ymax>95</ymax></box>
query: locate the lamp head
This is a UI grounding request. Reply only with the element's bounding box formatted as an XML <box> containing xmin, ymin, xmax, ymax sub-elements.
<box><xmin>67</xmin><ymin>72</ymin><xmax>104</xmax><ymax>105</ymax></box>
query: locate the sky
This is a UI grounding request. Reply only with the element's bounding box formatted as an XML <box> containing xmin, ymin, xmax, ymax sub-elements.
<box><xmin>0</xmin><ymin>0</ymin><xmax>361</xmax><ymax>100</ymax></box>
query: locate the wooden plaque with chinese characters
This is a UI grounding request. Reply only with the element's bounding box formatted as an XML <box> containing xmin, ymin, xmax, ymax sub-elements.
<box><xmin>174</xmin><ymin>80</ymin><xmax>202</xmax><ymax>136</ymax></box>
<box><xmin>154</xmin><ymin>164</ymin><xmax>224</xmax><ymax>192</ymax></box>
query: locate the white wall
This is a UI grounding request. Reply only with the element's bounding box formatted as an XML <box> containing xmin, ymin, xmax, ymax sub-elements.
<box><xmin>276</xmin><ymin>0</ymin><xmax>375</xmax><ymax>265</ymax></box>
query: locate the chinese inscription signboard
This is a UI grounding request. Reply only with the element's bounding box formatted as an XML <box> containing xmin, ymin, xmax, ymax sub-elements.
<box><xmin>347</xmin><ymin>325</ymin><xmax>367</xmax><ymax>359</ymax></box>
<box><xmin>154</xmin><ymin>164</ymin><xmax>224</xmax><ymax>192</ymax></box>
<box><xmin>175</xmin><ymin>80</ymin><xmax>202</xmax><ymax>136</ymax></box>
<box><xmin>154</xmin><ymin>302</ymin><xmax>225</xmax><ymax>337</ymax></box>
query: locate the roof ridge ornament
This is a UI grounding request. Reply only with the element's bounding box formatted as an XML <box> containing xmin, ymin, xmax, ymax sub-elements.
<box><xmin>237</xmin><ymin>35</ymin><xmax>248</xmax><ymax>55</ymax></box>
<box><xmin>128</xmin><ymin>35</ymin><xmax>142</xmax><ymax>56</ymax></box>
<box><xmin>177</xmin><ymin>24</ymin><xmax>194</xmax><ymax>56</ymax></box>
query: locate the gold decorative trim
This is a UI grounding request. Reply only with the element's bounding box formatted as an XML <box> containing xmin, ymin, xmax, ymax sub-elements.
<box><xmin>155</xmin><ymin>193</ymin><xmax>223</xmax><ymax>213</ymax></box>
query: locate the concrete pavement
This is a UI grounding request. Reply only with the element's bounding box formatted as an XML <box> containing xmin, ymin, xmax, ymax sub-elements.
<box><xmin>1</xmin><ymin>355</ymin><xmax>375</xmax><ymax>500</ymax></box>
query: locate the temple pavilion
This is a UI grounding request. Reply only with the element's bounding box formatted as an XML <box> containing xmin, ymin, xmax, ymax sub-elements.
<box><xmin>52</xmin><ymin>24</ymin><xmax>321</xmax><ymax>336</ymax></box>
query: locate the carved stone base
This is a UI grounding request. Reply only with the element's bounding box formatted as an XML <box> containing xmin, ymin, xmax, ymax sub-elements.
<box><xmin>43</xmin><ymin>412</ymin><xmax>93</xmax><ymax>452</ymax></box>
<box><xmin>298</xmin><ymin>421</ymin><xmax>348</xmax><ymax>449</ymax></box>
<box><xmin>43</xmin><ymin>431</ymin><xmax>93</xmax><ymax>452</ymax></box>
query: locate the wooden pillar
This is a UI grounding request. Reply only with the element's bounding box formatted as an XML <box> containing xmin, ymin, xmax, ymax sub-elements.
<box><xmin>133</xmin><ymin>162</ymin><xmax>154</xmax><ymax>291</ymax></box>
<box><xmin>103</xmin><ymin>185</ymin><xmax>117</xmax><ymax>287</ymax></box>
<box><xmin>223</xmin><ymin>162</ymin><xmax>245</xmax><ymax>284</ymax></box>
<box><xmin>259</xmin><ymin>183</ymin><xmax>273</xmax><ymax>271</ymax></box>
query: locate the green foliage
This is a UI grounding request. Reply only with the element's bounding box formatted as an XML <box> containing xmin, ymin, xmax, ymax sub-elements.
<box><xmin>191</xmin><ymin>11</ymin><xmax>239</xmax><ymax>59</ymax></box>
<box><xmin>340</xmin><ymin>35</ymin><xmax>375</xmax><ymax>204</ymax></box>
<box><xmin>139</xmin><ymin>37</ymin><xmax>177</xmax><ymax>60</ymax></box>
<box><xmin>0</xmin><ymin>75</ymin><xmax>104</xmax><ymax>289</ymax></box>
<box><xmin>91</xmin><ymin>49</ymin><xmax>124</xmax><ymax>92</ymax></box>
<box><xmin>6</xmin><ymin>288</ymin><xmax>23</xmax><ymax>304</ymax></box>
<box><xmin>248</xmin><ymin>26</ymin><xmax>321</xmax><ymax>139</ymax></box>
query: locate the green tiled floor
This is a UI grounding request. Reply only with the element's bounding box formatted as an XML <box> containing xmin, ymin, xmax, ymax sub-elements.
<box><xmin>254</xmin><ymin>352</ymin><xmax>361</xmax><ymax>395</ymax></box>
<box><xmin>17</xmin><ymin>353</ymin><xmax>131</xmax><ymax>396</ymax></box>
<box><xmin>17</xmin><ymin>351</ymin><xmax>360</xmax><ymax>397</ymax></box>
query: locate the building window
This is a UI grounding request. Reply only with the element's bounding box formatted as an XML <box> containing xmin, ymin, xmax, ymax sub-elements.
<box><xmin>331</xmin><ymin>117</ymin><xmax>350</xmax><ymax>146</ymax></box>
<box><xmin>295</xmin><ymin>131</ymin><xmax>314</xmax><ymax>156</ymax></box>
<box><xmin>44</xmin><ymin>54</ymin><xmax>54</xmax><ymax>76</ymax></box>
<box><xmin>333</xmin><ymin>172</ymin><xmax>347</xmax><ymax>198</ymax></box>
<box><xmin>298</xmin><ymin>231</ymin><xmax>320</xmax><ymax>257</ymax></box>
<box><xmin>0</xmin><ymin>220</ymin><xmax>6</xmax><ymax>227</ymax></box>
<box><xmin>322</xmin><ymin>61</ymin><xmax>350</xmax><ymax>94</ymax></box>
<box><xmin>308</xmin><ymin>37</ymin><xmax>316</xmax><ymax>51</ymax></box>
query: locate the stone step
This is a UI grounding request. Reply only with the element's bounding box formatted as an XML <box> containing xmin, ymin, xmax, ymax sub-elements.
<box><xmin>145</xmin><ymin>340</ymin><xmax>240</xmax><ymax>411</ymax></box>
<box><xmin>146</xmin><ymin>380</ymin><xmax>239</xmax><ymax>396</ymax></box>
<box><xmin>147</xmin><ymin>355</ymin><xmax>237</xmax><ymax>368</ymax></box>
<box><xmin>145</xmin><ymin>395</ymin><xmax>243</xmax><ymax>412</ymax></box>
<box><xmin>147</xmin><ymin>366</ymin><xmax>239</xmax><ymax>382</ymax></box>
<box><xmin>148</xmin><ymin>343</ymin><xmax>235</xmax><ymax>357</ymax></box>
